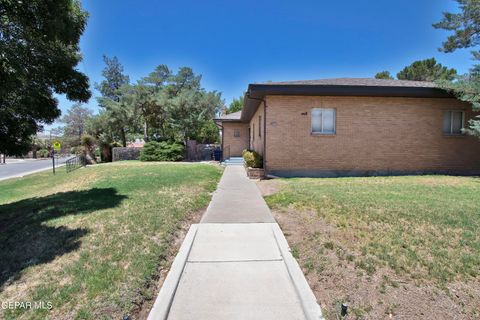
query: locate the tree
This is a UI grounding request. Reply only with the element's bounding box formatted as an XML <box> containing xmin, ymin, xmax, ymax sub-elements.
<box><xmin>95</xmin><ymin>56</ymin><xmax>135</xmax><ymax>147</ymax></box>
<box><xmin>81</xmin><ymin>134</ymin><xmax>96</xmax><ymax>164</ymax></box>
<box><xmin>97</xmin><ymin>84</ymin><xmax>139</xmax><ymax>147</ymax></box>
<box><xmin>134</xmin><ymin>65</ymin><xmax>172</xmax><ymax>140</ymax></box>
<box><xmin>227</xmin><ymin>96</ymin><xmax>244</xmax><ymax>114</ymax></box>
<box><xmin>61</xmin><ymin>104</ymin><xmax>93</xmax><ymax>142</ymax></box>
<box><xmin>96</xmin><ymin>56</ymin><xmax>129</xmax><ymax>101</ymax></box>
<box><xmin>0</xmin><ymin>0</ymin><xmax>91</xmax><ymax>156</ymax></box>
<box><xmin>86</xmin><ymin>112</ymin><xmax>116</xmax><ymax>162</ymax></box>
<box><xmin>375</xmin><ymin>71</ymin><xmax>394</xmax><ymax>80</ymax></box>
<box><xmin>134</xmin><ymin>65</ymin><xmax>222</xmax><ymax>143</ymax></box>
<box><xmin>396</xmin><ymin>58</ymin><xmax>457</xmax><ymax>81</ymax></box>
<box><xmin>167</xmin><ymin>89</ymin><xmax>222</xmax><ymax>144</ymax></box>
<box><xmin>434</xmin><ymin>0</ymin><xmax>480</xmax><ymax>137</ymax></box>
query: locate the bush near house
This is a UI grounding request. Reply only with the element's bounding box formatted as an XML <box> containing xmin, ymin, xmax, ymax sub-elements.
<box><xmin>140</xmin><ymin>141</ymin><xmax>185</xmax><ymax>161</ymax></box>
<box><xmin>242</xmin><ymin>149</ymin><xmax>262</xmax><ymax>168</ymax></box>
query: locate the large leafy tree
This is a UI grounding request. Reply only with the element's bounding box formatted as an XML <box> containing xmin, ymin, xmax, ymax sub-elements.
<box><xmin>375</xmin><ymin>58</ymin><xmax>456</xmax><ymax>82</ymax></box>
<box><xmin>133</xmin><ymin>66</ymin><xmax>221</xmax><ymax>143</ymax></box>
<box><xmin>0</xmin><ymin>0</ymin><xmax>91</xmax><ymax>156</ymax></box>
<box><xmin>164</xmin><ymin>68</ymin><xmax>221</xmax><ymax>144</ymax></box>
<box><xmin>91</xmin><ymin>62</ymin><xmax>221</xmax><ymax>148</ymax></box>
<box><xmin>226</xmin><ymin>96</ymin><xmax>244</xmax><ymax>114</ymax></box>
<box><xmin>96</xmin><ymin>56</ymin><xmax>129</xmax><ymax>101</ymax></box>
<box><xmin>95</xmin><ymin>56</ymin><xmax>135</xmax><ymax>146</ymax></box>
<box><xmin>134</xmin><ymin>65</ymin><xmax>172</xmax><ymax>140</ymax></box>
<box><xmin>397</xmin><ymin>58</ymin><xmax>457</xmax><ymax>81</ymax></box>
<box><xmin>374</xmin><ymin>71</ymin><xmax>394</xmax><ymax>80</ymax></box>
<box><xmin>61</xmin><ymin>103</ymin><xmax>93</xmax><ymax>141</ymax></box>
<box><xmin>434</xmin><ymin>0</ymin><xmax>480</xmax><ymax>137</ymax></box>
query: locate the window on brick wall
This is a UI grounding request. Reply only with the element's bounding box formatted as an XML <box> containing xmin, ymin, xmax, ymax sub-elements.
<box><xmin>259</xmin><ymin>115</ymin><xmax>262</xmax><ymax>137</ymax></box>
<box><xmin>234</xmin><ymin>129</ymin><xmax>240</xmax><ymax>137</ymax></box>
<box><xmin>311</xmin><ymin>108</ymin><xmax>336</xmax><ymax>134</ymax></box>
<box><xmin>443</xmin><ymin>111</ymin><xmax>465</xmax><ymax>135</ymax></box>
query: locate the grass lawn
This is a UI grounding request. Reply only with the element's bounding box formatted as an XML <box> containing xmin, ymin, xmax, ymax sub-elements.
<box><xmin>0</xmin><ymin>161</ymin><xmax>222</xmax><ymax>320</ymax></box>
<box><xmin>262</xmin><ymin>175</ymin><xmax>480</xmax><ymax>319</ymax></box>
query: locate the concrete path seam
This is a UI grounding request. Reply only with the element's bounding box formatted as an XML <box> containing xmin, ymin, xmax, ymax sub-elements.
<box><xmin>186</xmin><ymin>259</ymin><xmax>284</xmax><ymax>263</ymax></box>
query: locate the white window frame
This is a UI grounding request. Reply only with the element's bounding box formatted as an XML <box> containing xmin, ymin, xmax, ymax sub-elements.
<box><xmin>443</xmin><ymin>110</ymin><xmax>465</xmax><ymax>135</ymax></box>
<box><xmin>311</xmin><ymin>108</ymin><xmax>336</xmax><ymax>135</ymax></box>
<box><xmin>233</xmin><ymin>128</ymin><xmax>240</xmax><ymax>138</ymax></box>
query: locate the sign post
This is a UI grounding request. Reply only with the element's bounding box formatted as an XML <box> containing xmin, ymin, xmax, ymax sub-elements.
<box><xmin>53</xmin><ymin>141</ymin><xmax>61</xmax><ymax>175</ymax></box>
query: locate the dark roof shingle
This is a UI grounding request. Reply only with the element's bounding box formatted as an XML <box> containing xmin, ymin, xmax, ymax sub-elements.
<box><xmin>260</xmin><ymin>78</ymin><xmax>437</xmax><ymax>88</ymax></box>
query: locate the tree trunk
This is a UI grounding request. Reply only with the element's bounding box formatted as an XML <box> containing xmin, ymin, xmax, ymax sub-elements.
<box><xmin>120</xmin><ymin>128</ymin><xmax>127</xmax><ymax>147</ymax></box>
<box><xmin>144</xmin><ymin>121</ymin><xmax>149</xmax><ymax>142</ymax></box>
<box><xmin>101</xmin><ymin>146</ymin><xmax>112</xmax><ymax>162</ymax></box>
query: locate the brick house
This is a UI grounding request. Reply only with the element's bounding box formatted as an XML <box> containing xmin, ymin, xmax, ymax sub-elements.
<box><xmin>214</xmin><ymin>78</ymin><xmax>480</xmax><ymax>177</ymax></box>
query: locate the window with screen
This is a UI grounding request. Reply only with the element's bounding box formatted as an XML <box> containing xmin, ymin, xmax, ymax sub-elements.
<box><xmin>311</xmin><ymin>108</ymin><xmax>336</xmax><ymax>134</ymax></box>
<box><xmin>443</xmin><ymin>111</ymin><xmax>464</xmax><ymax>135</ymax></box>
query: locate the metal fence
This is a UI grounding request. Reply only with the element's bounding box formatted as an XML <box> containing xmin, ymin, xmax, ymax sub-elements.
<box><xmin>66</xmin><ymin>154</ymin><xmax>87</xmax><ymax>173</ymax></box>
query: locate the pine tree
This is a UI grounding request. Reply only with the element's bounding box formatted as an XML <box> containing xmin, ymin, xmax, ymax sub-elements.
<box><xmin>434</xmin><ymin>0</ymin><xmax>480</xmax><ymax>137</ymax></box>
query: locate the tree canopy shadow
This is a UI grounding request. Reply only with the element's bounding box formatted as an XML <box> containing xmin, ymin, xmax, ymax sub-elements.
<box><xmin>0</xmin><ymin>188</ymin><xmax>127</xmax><ymax>288</ymax></box>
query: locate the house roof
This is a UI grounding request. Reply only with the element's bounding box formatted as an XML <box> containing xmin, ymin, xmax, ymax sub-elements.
<box><xmin>214</xmin><ymin>110</ymin><xmax>242</xmax><ymax>121</ymax></box>
<box><xmin>239</xmin><ymin>77</ymin><xmax>454</xmax><ymax>123</ymax></box>
<box><xmin>259</xmin><ymin>78</ymin><xmax>438</xmax><ymax>88</ymax></box>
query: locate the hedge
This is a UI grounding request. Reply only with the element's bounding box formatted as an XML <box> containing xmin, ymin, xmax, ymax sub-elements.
<box><xmin>140</xmin><ymin>141</ymin><xmax>185</xmax><ymax>161</ymax></box>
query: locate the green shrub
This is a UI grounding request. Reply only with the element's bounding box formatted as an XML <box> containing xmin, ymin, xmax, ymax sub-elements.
<box><xmin>242</xmin><ymin>149</ymin><xmax>263</xmax><ymax>168</ymax></box>
<box><xmin>81</xmin><ymin>135</ymin><xmax>96</xmax><ymax>149</ymax></box>
<box><xmin>37</xmin><ymin>149</ymin><xmax>49</xmax><ymax>158</ymax></box>
<box><xmin>140</xmin><ymin>141</ymin><xmax>185</xmax><ymax>161</ymax></box>
<box><xmin>70</xmin><ymin>146</ymin><xmax>83</xmax><ymax>155</ymax></box>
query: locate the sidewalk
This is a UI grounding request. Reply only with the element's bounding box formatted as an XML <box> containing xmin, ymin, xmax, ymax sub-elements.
<box><xmin>148</xmin><ymin>166</ymin><xmax>323</xmax><ymax>320</ymax></box>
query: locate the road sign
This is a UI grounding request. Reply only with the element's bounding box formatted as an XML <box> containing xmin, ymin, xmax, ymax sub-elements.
<box><xmin>53</xmin><ymin>141</ymin><xmax>61</xmax><ymax>151</ymax></box>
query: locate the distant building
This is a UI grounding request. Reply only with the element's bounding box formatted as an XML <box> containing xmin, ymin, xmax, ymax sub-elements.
<box><xmin>127</xmin><ymin>139</ymin><xmax>145</xmax><ymax>148</ymax></box>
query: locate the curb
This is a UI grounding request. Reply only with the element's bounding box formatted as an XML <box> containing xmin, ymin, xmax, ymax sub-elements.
<box><xmin>271</xmin><ymin>223</ymin><xmax>324</xmax><ymax>320</ymax></box>
<box><xmin>147</xmin><ymin>224</ymin><xmax>199</xmax><ymax>320</ymax></box>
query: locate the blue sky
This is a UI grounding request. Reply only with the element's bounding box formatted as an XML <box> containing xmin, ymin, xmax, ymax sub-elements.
<box><xmin>52</xmin><ymin>0</ymin><xmax>471</xmax><ymax>128</ymax></box>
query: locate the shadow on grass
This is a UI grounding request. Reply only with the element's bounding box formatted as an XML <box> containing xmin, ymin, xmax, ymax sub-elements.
<box><xmin>0</xmin><ymin>188</ymin><xmax>127</xmax><ymax>288</ymax></box>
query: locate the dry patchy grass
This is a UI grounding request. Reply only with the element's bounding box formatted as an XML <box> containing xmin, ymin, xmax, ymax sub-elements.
<box><xmin>263</xmin><ymin>175</ymin><xmax>480</xmax><ymax>319</ymax></box>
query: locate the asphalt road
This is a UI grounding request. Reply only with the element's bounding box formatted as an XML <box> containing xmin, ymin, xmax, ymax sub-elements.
<box><xmin>0</xmin><ymin>157</ymin><xmax>71</xmax><ymax>181</ymax></box>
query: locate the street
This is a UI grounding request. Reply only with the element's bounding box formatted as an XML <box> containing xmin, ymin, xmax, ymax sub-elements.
<box><xmin>0</xmin><ymin>157</ymin><xmax>71</xmax><ymax>181</ymax></box>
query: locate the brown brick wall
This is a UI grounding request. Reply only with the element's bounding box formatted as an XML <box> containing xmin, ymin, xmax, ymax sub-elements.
<box><xmin>249</xmin><ymin>101</ymin><xmax>265</xmax><ymax>156</ymax></box>
<box><xmin>264</xmin><ymin>95</ymin><xmax>480</xmax><ymax>176</ymax></box>
<box><xmin>222</xmin><ymin>122</ymin><xmax>249</xmax><ymax>157</ymax></box>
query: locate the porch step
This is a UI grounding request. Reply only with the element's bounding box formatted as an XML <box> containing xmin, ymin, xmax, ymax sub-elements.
<box><xmin>221</xmin><ymin>157</ymin><xmax>244</xmax><ymax>166</ymax></box>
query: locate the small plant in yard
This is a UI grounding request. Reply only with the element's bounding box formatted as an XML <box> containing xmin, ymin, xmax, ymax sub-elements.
<box><xmin>81</xmin><ymin>134</ymin><xmax>97</xmax><ymax>164</ymax></box>
<box><xmin>242</xmin><ymin>149</ymin><xmax>262</xmax><ymax>168</ymax></box>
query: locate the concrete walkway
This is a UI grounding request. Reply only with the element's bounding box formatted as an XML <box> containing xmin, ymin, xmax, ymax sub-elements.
<box><xmin>148</xmin><ymin>166</ymin><xmax>323</xmax><ymax>320</ymax></box>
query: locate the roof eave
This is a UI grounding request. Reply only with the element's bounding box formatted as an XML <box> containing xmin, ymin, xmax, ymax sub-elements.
<box><xmin>241</xmin><ymin>83</ymin><xmax>454</xmax><ymax>122</ymax></box>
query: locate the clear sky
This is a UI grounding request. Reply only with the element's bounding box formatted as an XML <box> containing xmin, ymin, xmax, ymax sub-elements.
<box><xmin>52</xmin><ymin>0</ymin><xmax>471</xmax><ymax>128</ymax></box>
